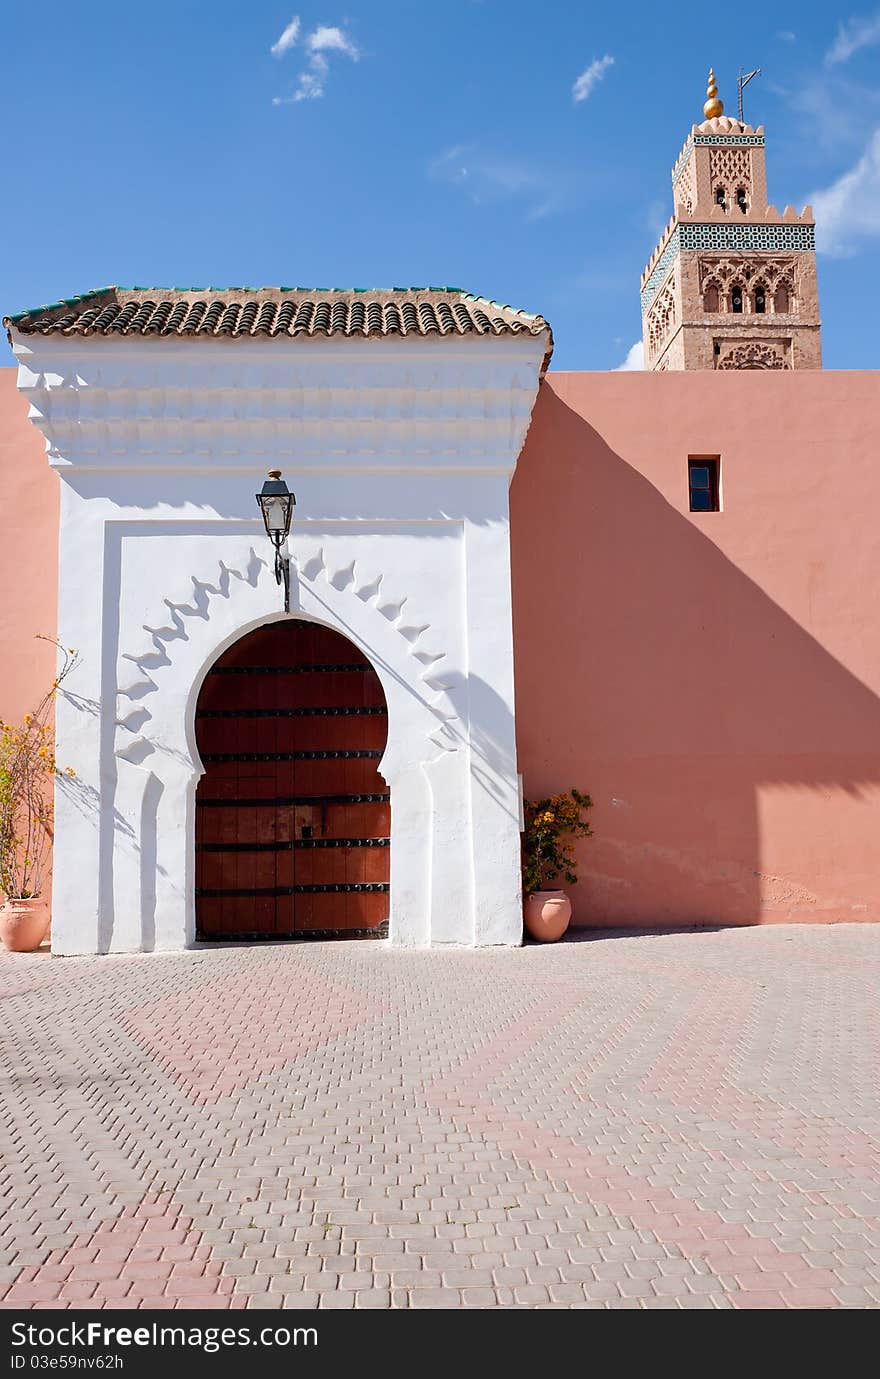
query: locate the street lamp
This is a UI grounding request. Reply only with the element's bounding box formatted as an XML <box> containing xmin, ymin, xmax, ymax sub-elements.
<box><xmin>256</xmin><ymin>469</ymin><xmax>295</xmax><ymax>612</ymax></box>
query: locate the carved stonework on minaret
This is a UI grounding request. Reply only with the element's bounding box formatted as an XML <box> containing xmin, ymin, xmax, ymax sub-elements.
<box><xmin>716</xmin><ymin>341</ymin><xmax>788</xmax><ymax>370</ymax></box>
<box><xmin>641</xmin><ymin>70</ymin><xmax>822</xmax><ymax>371</ymax></box>
<box><xmin>709</xmin><ymin>146</ymin><xmax>753</xmax><ymax>205</ymax></box>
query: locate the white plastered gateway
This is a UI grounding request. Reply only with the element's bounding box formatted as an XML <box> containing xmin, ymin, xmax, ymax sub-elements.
<box><xmin>7</xmin><ymin>293</ymin><xmax>549</xmax><ymax>953</ymax></box>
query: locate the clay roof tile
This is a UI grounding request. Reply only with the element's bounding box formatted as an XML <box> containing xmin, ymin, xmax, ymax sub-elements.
<box><xmin>4</xmin><ymin>286</ymin><xmax>553</xmax><ymax>371</ymax></box>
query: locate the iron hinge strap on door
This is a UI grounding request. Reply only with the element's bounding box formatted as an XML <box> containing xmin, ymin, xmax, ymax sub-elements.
<box><xmin>200</xmin><ymin>749</ymin><xmax>383</xmax><ymax>763</ymax></box>
<box><xmin>196</xmin><ymin>706</ymin><xmax>387</xmax><ymax>719</ymax></box>
<box><xmin>199</xmin><ymin>923</ymin><xmax>389</xmax><ymax>943</ymax></box>
<box><xmin>196</xmin><ymin>883</ymin><xmax>390</xmax><ymax>897</ymax></box>
<box><xmin>196</xmin><ymin>792</ymin><xmax>389</xmax><ymax>808</ymax></box>
<box><xmin>208</xmin><ymin>663</ymin><xmax>373</xmax><ymax>676</ymax></box>
<box><xmin>196</xmin><ymin>838</ymin><xmax>390</xmax><ymax>852</ymax></box>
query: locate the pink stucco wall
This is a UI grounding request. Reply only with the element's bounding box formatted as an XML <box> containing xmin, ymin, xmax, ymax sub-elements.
<box><xmin>511</xmin><ymin>371</ymin><xmax>880</xmax><ymax>927</ymax></box>
<box><xmin>3</xmin><ymin>362</ymin><xmax>880</xmax><ymax>929</ymax></box>
<box><xmin>0</xmin><ymin>370</ymin><xmax>58</xmax><ymax>726</ymax></box>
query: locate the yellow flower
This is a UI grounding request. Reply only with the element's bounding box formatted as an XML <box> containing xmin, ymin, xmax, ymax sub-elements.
<box><xmin>65</xmin><ymin>766</ymin><xmax>76</xmax><ymax>777</ymax></box>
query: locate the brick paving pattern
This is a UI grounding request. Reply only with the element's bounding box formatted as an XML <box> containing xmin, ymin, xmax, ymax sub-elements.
<box><xmin>1</xmin><ymin>925</ymin><xmax>879</xmax><ymax>1310</ymax></box>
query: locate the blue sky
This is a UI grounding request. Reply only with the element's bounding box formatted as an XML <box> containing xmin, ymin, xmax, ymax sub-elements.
<box><xmin>3</xmin><ymin>2</ymin><xmax>879</xmax><ymax>369</ymax></box>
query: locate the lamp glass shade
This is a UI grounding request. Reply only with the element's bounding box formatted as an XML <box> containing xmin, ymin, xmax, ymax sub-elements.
<box><xmin>260</xmin><ymin>494</ymin><xmax>291</xmax><ymax>535</ymax></box>
<box><xmin>256</xmin><ymin>475</ymin><xmax>295</xmax><ymax>539</ymax></box>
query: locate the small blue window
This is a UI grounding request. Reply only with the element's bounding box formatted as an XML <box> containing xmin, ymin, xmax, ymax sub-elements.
<box><xmin>689</xmin><ymin>458</ymin><xmax>720</xmax><ymax>512</ymax></box>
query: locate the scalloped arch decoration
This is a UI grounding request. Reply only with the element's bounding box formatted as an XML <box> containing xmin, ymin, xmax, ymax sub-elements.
<box><xmin>114</xmin><ymin>542</ymin><xmax>460</xmax><ymax>768</ymax></box>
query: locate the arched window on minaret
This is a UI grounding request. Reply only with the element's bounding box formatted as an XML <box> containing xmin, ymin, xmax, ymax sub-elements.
<box><xmin>736</xmin><ymin>186</ymin><xmax>748</xmax><ymax>214</ymax></box>
<box><xmin>754</xmin><ymin>285</ymin><xmax>766</xmax><ymax>314</ymax></box>
<box><xmin>715</xmin><ymin>185</ymin><xmax>727</xmax><ymax>210</ymax></box>
<box><xmin>703</xmin><ymin>282</ymin><xmax>720</xmax><ymax>312</ymax></box>
<box><xmin>731</xmin><ymin>285</ymin><xmax>744</xmax><ymax>314</ymax></box>
<box><xmin>774</xmin><ymin>283</ymin><xmax>790</xmax><ymax>314</ymax></box>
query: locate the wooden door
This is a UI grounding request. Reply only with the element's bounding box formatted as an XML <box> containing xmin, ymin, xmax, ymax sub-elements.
<box><xmin>195</xmin><ymin>621</ymin><xmax>389</xmax><ymax>939</ymax></box>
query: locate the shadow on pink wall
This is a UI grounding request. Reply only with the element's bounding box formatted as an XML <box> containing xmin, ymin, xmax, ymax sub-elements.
<box><xmin>511</xmin><ymin>384</ymin><xmax>880</xmax><ymax>928</ymax></box>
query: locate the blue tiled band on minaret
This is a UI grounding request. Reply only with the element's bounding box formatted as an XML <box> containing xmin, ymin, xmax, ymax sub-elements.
<box><xmin>641</xmin><ymin>233</ymin><xmax>682</xmax><ymax>314</ymax></box>
<box><xmin>641</xmin><ymin>222</ymin><xmax>817</xmax><ymax>314</ymax></box>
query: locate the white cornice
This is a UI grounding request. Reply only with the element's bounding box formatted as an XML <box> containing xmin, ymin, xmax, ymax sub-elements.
<box><xmin>9</xmin><ymin>330</ymin><xmax>546</xmax><ymax>476</ymax></box>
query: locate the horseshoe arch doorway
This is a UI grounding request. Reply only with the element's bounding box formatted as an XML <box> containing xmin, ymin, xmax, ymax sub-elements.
<box><xmin>194</xmin><ymin>619</ymin><xmax>390</xmax><ymax>939</ymax></box>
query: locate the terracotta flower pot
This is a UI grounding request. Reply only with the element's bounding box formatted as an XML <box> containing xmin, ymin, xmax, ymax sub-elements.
<box><xmin>0</xmin><ymin>898</ymin><xmax>50</xmax><ymax>953</ymax></box>
<box><xmin>523</xmin><ymin>889</ymin><xmax>572</xmax><ymax>942</ymax></box>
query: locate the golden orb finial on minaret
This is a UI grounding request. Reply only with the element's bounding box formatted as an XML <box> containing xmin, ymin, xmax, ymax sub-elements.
<box><xmin>703</xmin><ymin>68</ymin><xmax>724</xmax><ymax>119</ymax></box>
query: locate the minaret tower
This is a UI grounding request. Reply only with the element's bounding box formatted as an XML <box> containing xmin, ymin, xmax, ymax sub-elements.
<box><xmin>640</xmin><ymin>70</ymin><xmax>821</xmax><ymax>370</ymax></box>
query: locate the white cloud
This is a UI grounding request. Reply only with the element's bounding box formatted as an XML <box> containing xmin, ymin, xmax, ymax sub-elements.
<box><xmin>273</xmin><ymin>23</ymin><xmax>360</xmax><ymax>106</ymax></box>
<box><xmin>826</xmin><ymin>11</ymin><xmax>880</xmax><ymax>65</ymax></box>
<box><xmin>614</xmin><ymin>340</ymin><xmax>644</xmax><ymax>371</ymax></box>
<box><xmin>307</xmin><ymin>25</ymin><xmax>359</xmax><ymax>59</ymax></box>
<box><xmin>572</xmin><ymin>55</ymin><xmax>614</xmax><ymax>104</ymax></box>
<box><xmin>428</xmin><ymin>144</ymin><xmax>570</xmax><ymax>220</ymax></box>
<box><xmin>271</xmin><ymin>16</ymin><xmax>301</xmax><ymax>58</ymax></box>
<box><xmin>293</xmin><ymin>53</ymin><xmax>329</xmax><ymax>101</ymax></box>
<box><xmin>811</xmin><ymin>127</ymin><xmax>880</xmax><ymax>253</ymax></box>
<box><xmin>645</xmin><ymin>198</ymin><xmax>667</xmax><ymax>238</ymax></box>
<box><xmin>430</xmin><ymin>146</ymin><xmax>532</xmax><ymax>194</ymax></box>
<box><xmin>526</xmin><ymin>198</ymin><xmax>556</xmax><ymax>223</ymax></box>
<box><xmin>777</xmin><ymin>30</ymin><xmax>797</xmax><ymax>42</ymax></box>
<box><xmin>430</xmin><ymin>145</ymin><xmax>470</xmax><ymax>184</ymax></box>
<box><xmin>272</xmin><ymin>58</ymin><xmax>328</xmax><ymax>104</ymax></box>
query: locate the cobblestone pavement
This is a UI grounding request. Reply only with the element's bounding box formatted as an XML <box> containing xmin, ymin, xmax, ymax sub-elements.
<box><xmin>1</xmin><ymin>925</ymin><xmax>879</xmax><ymax>1311</ymax></box>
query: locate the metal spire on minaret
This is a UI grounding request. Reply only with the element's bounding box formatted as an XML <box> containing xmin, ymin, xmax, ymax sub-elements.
<box><xmin>737</xmin><ymin>66</ymin><xmax>762</xmax><ymax>124</ymax></box>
